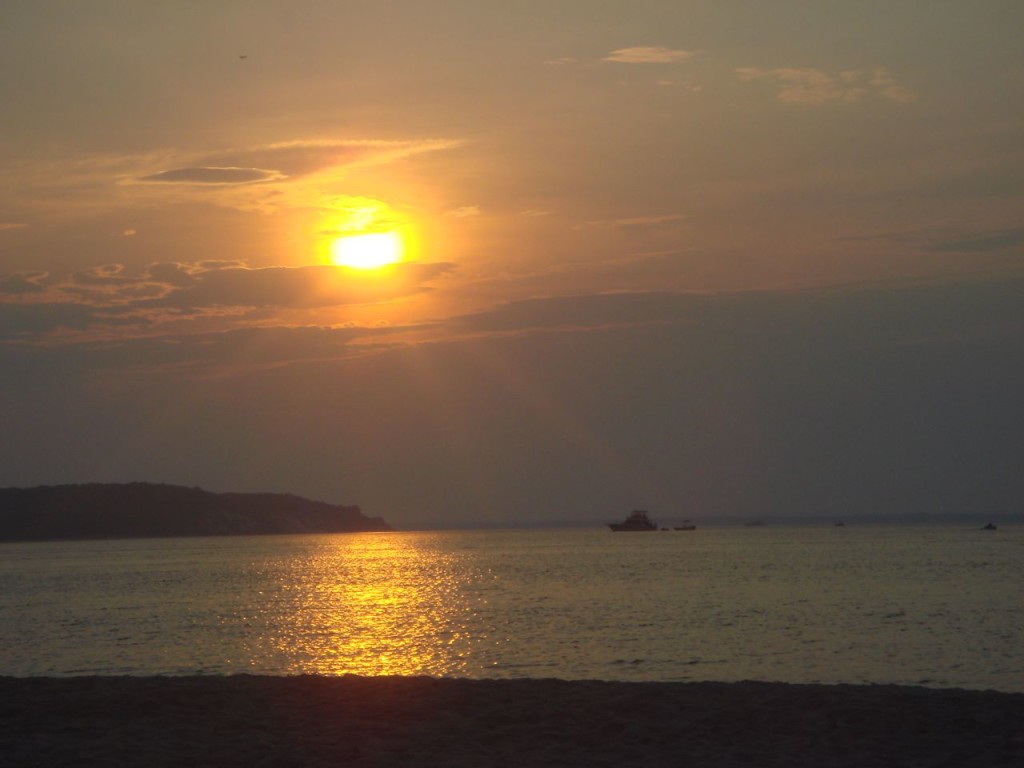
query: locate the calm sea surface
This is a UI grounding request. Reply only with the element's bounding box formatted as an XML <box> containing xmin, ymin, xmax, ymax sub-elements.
<box><xmin>1</xmin><ymin>525</ymin><xmax>1021</xmax><ymax>691</ymax></box>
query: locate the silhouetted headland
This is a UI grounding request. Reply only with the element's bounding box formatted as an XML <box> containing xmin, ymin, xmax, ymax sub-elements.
<box><xmin>0</xmin><ymin>483</ymin><xmax>391</xmax><ymax>541</ymax></box>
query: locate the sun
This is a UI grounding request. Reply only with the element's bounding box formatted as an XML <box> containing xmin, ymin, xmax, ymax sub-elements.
<box><xmin>330</xmin><ymin>232</ymin><xmax>403</xmax><ymax>269</ymax></box>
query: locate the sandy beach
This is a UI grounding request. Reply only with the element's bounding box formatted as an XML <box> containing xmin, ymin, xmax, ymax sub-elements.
<box><xmin>2</xmin><ymin>676</ymin><xmax>1021</xmax><ymax>767</ymax></box>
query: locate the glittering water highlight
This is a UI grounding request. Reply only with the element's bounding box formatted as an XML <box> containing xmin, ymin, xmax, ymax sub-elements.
<box><xmin>1</xmin><ymin>525</ymin><xmax>1020</xmax><ymax>691</ymax></box>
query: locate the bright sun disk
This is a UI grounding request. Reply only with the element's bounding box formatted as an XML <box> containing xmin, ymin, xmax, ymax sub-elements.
<box><xmin>330</xmin><ymin>232</ymin><xmax>403</xmax><ymax>269</ymax></box>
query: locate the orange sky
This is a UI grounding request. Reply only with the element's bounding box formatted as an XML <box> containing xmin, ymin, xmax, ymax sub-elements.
<box><xmin>2</xmin><ymin>2</ymin><xmax>1022</xmax><ymax>526</ymax></box>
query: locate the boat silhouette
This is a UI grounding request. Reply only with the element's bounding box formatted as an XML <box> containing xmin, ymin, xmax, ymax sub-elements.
<box><xmin>609</xmin><ymin>510</ymin><xmax>658</xmax><ymax>532</ymax></box>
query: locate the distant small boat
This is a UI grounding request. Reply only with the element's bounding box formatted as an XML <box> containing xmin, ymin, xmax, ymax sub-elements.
<box><xmin>674</xmin><ymin>520</ymin><xmax>697</xmax><ymax>531</ymax></box>
<box><xmin>609</xmin><ymin>510</ymin><xmax>658</xmax><ymax>532</ymax></box>
<box><xmin>982</xmin><ymin>523</ymin><xmax>998</xmax><ymax>531</ymax></box>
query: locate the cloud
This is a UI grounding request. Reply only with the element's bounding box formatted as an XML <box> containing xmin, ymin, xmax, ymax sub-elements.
<box><xmin>604</xmin><ymin>46</ymin><xmax>697</xmax><ymax>64</ymax></box>
<box><xmin>138</xmin><ymin>326</ymin><xmax>406</xmax><ymax>370</ymax></box>
<box><xmin>70</xmin><ymin>264</ymin><xmax>134</xmax><ymax>286</ymax></box>
<box><xmin>202</xmin><ymin>139</ymin><xmax>460</xmax><ymax>179</ymax></box>
<box><xmin>0</xmin><ymin>323</ymin><xmax>412</xmax><ymax>382</ymax></box>
<box><xmin>0</xmin><ymin>271</ymin><xmax>49</xmax><ymax>295</ymax></box>
<box><xmin>120</xmin><ymin>139</ymin><xmax>461</xmax><ymax>207</ymax></box>
<box><xmin>737</xmin><ymin>66</ymin><xmax>918</xmax><ymax>105</ymax></box>
<box><xmin>0</xmin><ymin>301</ymin><xmax>141</xmax><ymax>340</ymax></box>
<box><xmin>146</xmin><ymin>262</ymin><xmax>199</xmax><ymax>287</ymax></box>
<box><xmin>137</xmin><ymin>166</ymin><xmax>285</xmax><ymax>185</ymax></box>
<box><xmin>0</xmin><ymin>260</ymin><xmax>455</xmax><ymax>340</ymax></box>
<box><xmin>96</xmin><ymin>326</ymin><xmax>399</xmax><ymax>371</ymax></box>
<box><xmin>3</xmin><ymin>278</ymin><xmax>1022</xmax><ymax>524</ymax></box>
<box><xmin>926</xmin><ymin>227</ymin><xmax>1024</xmax><ymax>253</ymax></box>
<box><xmin>160</xmin><ymin>262</ymin><xmax>453</xmax><ymax>311</ymax></box>
<box><xmin>655</xmin><ymin>79</ymin><xmax>700</xmax><ymax>91</ymax></box>
<box><xmin>868</xmin><ymin>67</ymin><xmax>919</xmax><ymax>104</ymax></box>
<box><xmin>446</xmin><ymin>206</ymin><xmax>480</xmax><ymax>218</ymax></box>
<box><xmin>581</xmin><ymin>213</ymin><xmax>687</xmax><ymax>230</ymax></box>
<box><xmin>451</xmin><ymin>291</ymin><xmax>706</xmax><ymax>334</ymax></box>
<box><xmin>449</xmin><ymin>278</ymin><xmax>1024</xmax><ymax>352</ymax></box>
<box><xmin>196</xmin><ymin>260</ymin><xmax>247</xmax><ymax>271</ymax></box>
<box><xmin>2</xmin><ymin>137</ymin><xmax>465</xmax><ymax>228</ymax></box>
<box><xmin>840</xmin><ymin>224</ymin><xmax>1024</xmax><ymax>254</ymax></box>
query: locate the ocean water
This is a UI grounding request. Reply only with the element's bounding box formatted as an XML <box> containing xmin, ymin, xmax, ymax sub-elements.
<box><xmin>1</xmin><ymin>525</ymin><xmax>1021</xmax><ymax>692</ymax></box>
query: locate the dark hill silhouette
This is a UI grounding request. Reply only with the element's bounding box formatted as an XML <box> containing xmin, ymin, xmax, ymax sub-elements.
<box><xmin>0</xmin><ymin>483</ymin><xmax>392</xmax><ymax>541</ymax></box>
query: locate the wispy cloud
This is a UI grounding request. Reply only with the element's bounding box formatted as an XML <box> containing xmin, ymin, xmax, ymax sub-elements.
<box><xmin>201</xmin><ymin>139</ymin><xmax>460</xmax><ymax>178</ymax></box>
<box><xmin>0</xmin><ymin>222</ymin><xmax>28</xmax><ymax>231</ymax></box>
<box><xmin>449</xmin><ymin>278</ymin><xmax>1024</xmax><ymax>348</ymax></box>
<box><xmin>840</xmin><ymin>224</ymin><xmax>1024</xmax><ymax>253</ymax></box>
<box><xmin>867</xmin><ymin>68</ymin><xmax>919</xmax><ymax>103</ymax></box>
<box><xmin>581</xmin><ymin>213</ymin><xmax>687</xmax><ymax>230</ymax></box>
<box><xmin>604</xmin><ymin>46</ymin><xmax>698</xmax><ymax>64</ymax></box>
<box><xmin>0</xmin><ymin>261</ymin><xmax>454</xmax><ymax>341</ymax></box>
<box><xmin>0</xmin><ymin>271</ymin><xmax>49</xmax><ymax>295</ymax></box>
<box><xmin>737</xmin><ymin>66</ymin><xmax>918</xmax><ymax>105</ymax></box>
<box><xmin>158</xmin><ymin>262</ymin><xmax>453</xmax><ymax>311</ymax></box>
<box><xmin>446</xmin><ymin>206</ymin><xmax>480</xmax><ymax>218</ymax></box>
<box><xmin>0</xmin><ymin>137</ymin><xmax>465</xmax><ymax>221</ymax></box>
<box><xmin>927</xmin><ymin>227</ymin><xmax>1024</xmax><ymax>253</ymax></box>
<box><xmin>137</xmin><ymin>167</ymin><xmax>285</xmax><ymax>185</ymax></box>
<box><xmin>127</xmin><ymin>139</ymin><xmax>459</xmax><ymax>188</ymax></box>
<box><xmin>158</xmin><ymin>139</ymin><xmax>460</xmax><ymax>215</ymax></box>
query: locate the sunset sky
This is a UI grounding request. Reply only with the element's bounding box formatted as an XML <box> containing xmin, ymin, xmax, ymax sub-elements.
<box><xmin>2</xmin><ymin>2</ymin><xmax>1022</xmax><ymax>528</ymax></box>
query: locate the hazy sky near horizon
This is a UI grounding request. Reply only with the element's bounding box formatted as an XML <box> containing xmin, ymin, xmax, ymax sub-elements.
<box><xmin>2</xmin><ymin>2</ymin><xmax>1022</xmax><ymax>528</ymax></box>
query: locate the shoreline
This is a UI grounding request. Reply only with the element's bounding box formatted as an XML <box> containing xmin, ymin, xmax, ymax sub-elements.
<box><xmin>3</xmin><ymin>676</ymin><xmax>1022</xmax><ymax>767</ymax></box>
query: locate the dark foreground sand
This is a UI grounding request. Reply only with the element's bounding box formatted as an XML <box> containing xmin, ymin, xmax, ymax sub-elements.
<box><xmin>2</xmin><ymin>676</ymin><xmax>1022</xmax><ymax>767</ymax></box>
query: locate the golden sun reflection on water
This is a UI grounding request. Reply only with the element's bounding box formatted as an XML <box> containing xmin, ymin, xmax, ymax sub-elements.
<box><xmin>260</xmin><ymin>534</ymin><xmax>485</xmax><ymax>677</ymax></box>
